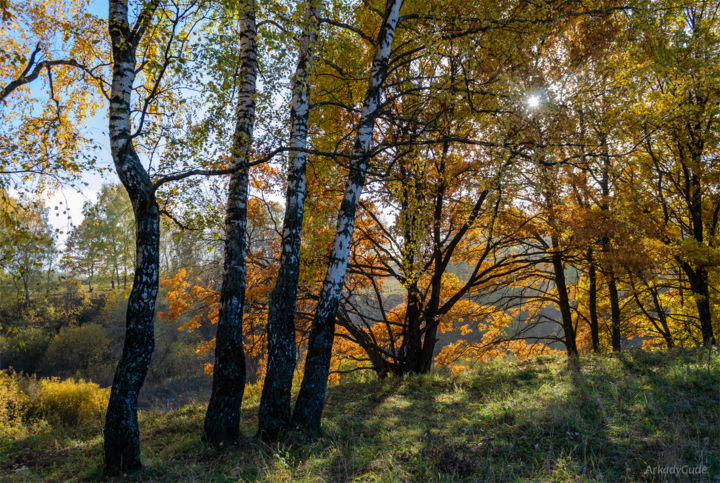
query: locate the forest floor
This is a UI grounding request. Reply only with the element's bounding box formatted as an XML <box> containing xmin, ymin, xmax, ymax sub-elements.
<box><xmin>2</xmin><ymin>348</ymin><xmax>719</xmax><ymax>482</ymax></box>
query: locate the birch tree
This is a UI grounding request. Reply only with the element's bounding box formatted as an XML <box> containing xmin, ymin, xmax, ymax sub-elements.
<box><xmin>103</xmin><ymin>0</ymin><xmax>204</xmax><ymax>472</ymax></box>
<box><xmin>258</xmin><ymin>0</ymin><xmax>322</xmax><ymax>441</ymax></box>
<box><xmin>103</xmin><ymin>0</ymin><xmax>165</xmax><ymax>472</ymax></box>
<box><xmin>202</xmin><ymin>0</ymin><xmax>258</xmax><ymax>447</ymax></box>
<box><xmin>292</xmin><ymin>0</ymin><xmax>405</xmax><ymax>435</ymax></box>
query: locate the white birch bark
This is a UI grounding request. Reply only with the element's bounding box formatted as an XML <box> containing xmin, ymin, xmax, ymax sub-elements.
<box><xmin>104</xmin><ymin>0</ymin><xmax>161</xmax><ymax>474</ymax></box>
<box><xmin>292</xmin><ymin>0</ymin><xmax>405</xmax><ymax>433</ymax></box>
<box><xmin>202</xmin><ymin>0</ymin><xmax>258</xmax><ymax>446</ymax></box>
<box><xmin>258</xmin><ymin>0</ymin><xmax>322</xmax><ymax>440</ymax></box>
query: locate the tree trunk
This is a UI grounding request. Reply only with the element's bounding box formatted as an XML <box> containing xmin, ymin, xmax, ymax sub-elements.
<box><xmin>417</xmin><ymin>149</ymin><xmax>448</xmax><ymax>374</ymax></box>
<box><xmin>104</xmin><ymin>202</ymin><xmax>158</xmax><ymax>474</ymax></box>
<box><xmin>22</xmin><ymin>269</ymin><xmax>30</xmax><ymax>304</ymax></box>
<box><xmin>292</xmin><ymin>0</ymin><xmax>404</xmax><ymax>435</ymax></box>
<box><xmin>104</xmin><ymin>0</ymin><xmax>161</xmax><ymax>474</ymax></box>
<box><xmin>607</xmin><ymin>274</ymin><xmax>622</xmax><ymax>351</ymax></box>
<box><xmin>418</xmin><ymin>319</ymin><xmax>438</xmax><ymax>373</ymax></box>
<box><xmin>684</xmin><ymin>265</ymin><xmax>716</xmax><ymax>347</ymax></box>
<box><xmin>396</xmin><ymin>155</ymin><xmax>424</xmax><ymax>374</ymax></box>
<box><xmin>685</xmin><ymin>165</ymin><xmax>716</xmax><ymax>346</ymax></box>
<box><xmin>403</xmin><ymin>284</ymin><xmax>423</xmax><ymax>372</ymax></box>
<box><xmin>587</xmin><ymin>248</ymin><xmax>600</xmax><ymax>352</ymax></box>
<box><xmin>551</xmin><ymin>235</ymin><xmax>577</xmax><ymax>356</ymax></box>
<box><xmin>202</xmin><ymin>0</ymin><xmax>257</xmax><ymax>447</ymax></box>
<box><xmin>88</xmin><ymin>261</ymin><xmax>94</xmax><ymax>293</ymax></box>
<box><xmin>258</xmin><ymin>0</ymin><xmax>321</xmax><ymax>441</ymax></box>
<box><xmin>598</xmin><ymin>138</ymin><xmax>622</xmax><ymax>351</ymax></box>
<box><xmin>649</xmin><ymin>287</ymin><xmax>674</xmax><ymax>349</ymax></box>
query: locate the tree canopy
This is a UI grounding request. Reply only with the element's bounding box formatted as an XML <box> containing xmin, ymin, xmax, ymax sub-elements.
<box><xmin>2</xmin><ymin>0</ymin><xmax>719</xmax><ymax>474</ymax></box>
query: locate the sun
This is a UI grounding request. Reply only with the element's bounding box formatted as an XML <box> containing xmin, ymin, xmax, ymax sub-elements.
<box><xmin>527</xmin><ymin>95</ymin><xmax>541</xmax><ymax>109</ymax></box>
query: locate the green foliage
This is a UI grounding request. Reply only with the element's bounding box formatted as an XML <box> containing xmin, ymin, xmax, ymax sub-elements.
<box><xmin>0</xmin><ymin>327</ymin><xmax>52</xmax><ymax>373</ymax></box>
<box><xmin>61</xmin><ymin>185</ymin><xmax>134</xmax><ymax>292</ymax></box>
<box><xmin>0</xmin><ymin>191</ymin><xmax>56</xmax><ymax>303</ymax></box>
<box><xmin>40</xmin><ymin>324</ymin><xmax>111</xmax><ymax>380</ymax></box>
<box><xmin>146</xmin><ymin>339</ymin><xmax>204</xmax><ymax>385</ymax></box>
<box><xmin>0</xmin><ymin>280</ymin><xmax>213</xmax><ymax>403</ymax></box>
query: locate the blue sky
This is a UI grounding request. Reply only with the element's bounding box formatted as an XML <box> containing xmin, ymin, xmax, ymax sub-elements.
<box><xmin>46</xmin><ymin>0</ymin><xmax>113</xmax><ymax>240</ymax></box>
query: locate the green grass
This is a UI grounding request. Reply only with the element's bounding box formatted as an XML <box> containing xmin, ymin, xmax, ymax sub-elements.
<box><xmin>2</xmin><ymin>348</ymin><xmax>719</xmax><ymax>481</ymax></box>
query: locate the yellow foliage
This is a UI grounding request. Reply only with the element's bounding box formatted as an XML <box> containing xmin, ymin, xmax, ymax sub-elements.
<box><xmin>0</xmin><ymin>370</ymin><xmax>27</xmax><ymax>436</ymax></box>
<box><xmin>28</xmin><ymin>377</ymin><xmax>109</xmax><ymax>427</ymax></box>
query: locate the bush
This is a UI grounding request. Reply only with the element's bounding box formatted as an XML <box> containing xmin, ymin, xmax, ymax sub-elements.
<box><xmin>0</xmin><ymin>370</ymin><xmax>27</xmax><ymax>436</ymax></box>
<box><xmin>146</xmin><ymin>339</ymin><xmax>204</xmax><ymax>384</ymax></box>
<box><xmin>41</xmin><ymin>324</ymin><xmax>111</xmax><ymax>378</ymax></box>
<box><xmin>28</xmin><ymin>377</ymin><xmax>109</xmax><ymax>427</ymax></box>
<box><xmin>0</xmin><ymin>327</ymin><xmax>53</xmax><ymax>373</ymax></box>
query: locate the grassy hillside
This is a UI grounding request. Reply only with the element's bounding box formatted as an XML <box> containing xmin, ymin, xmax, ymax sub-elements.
<box><xmin>2</xmin><ymin>349</ymin><xmax>719</xmax><ymax>481</ymax></box>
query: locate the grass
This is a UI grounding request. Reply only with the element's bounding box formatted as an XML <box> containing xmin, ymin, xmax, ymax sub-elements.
<box><xmin>1</xmin><ymin>348</ymin><xmax>719</xmax><ymax>481</ymax></box>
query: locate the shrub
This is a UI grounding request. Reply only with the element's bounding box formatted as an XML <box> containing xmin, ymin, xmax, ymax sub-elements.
<box><xmin>146</xmin><ymin>340</ymin><xmax>204</xmax><ymax>384</ymax></box>
<box><xmin>0</xmin><ymin>370</ymin><xmax>27</xmax><ymax>436</ymax></box>
<box><xmin>0</xmin><ymin>327</ymin><xmax>53</xmax><ymax>373</ymax></box>
<box><xmin>40</xmin><ymin>323</ymin><xmax>111</xmax><ymax>378</ymax></box>
<box><xmin>28</xmin><ymin>377</ymin><xmax>109</xmax><ymax>427</ymax></box>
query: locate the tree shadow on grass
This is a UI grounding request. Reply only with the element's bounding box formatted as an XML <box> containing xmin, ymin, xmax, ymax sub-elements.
<box><xmin>2</xmin><ymin>351</ymin><xmax>719</xmax><ymax>481</ymax></box>
<box><xmin>339</xmin><ymin>353</ymin><xmax>719</xmax><ymax>481</ymax></box>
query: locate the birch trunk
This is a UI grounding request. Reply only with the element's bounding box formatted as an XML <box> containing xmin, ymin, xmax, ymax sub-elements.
<box><xmin>258</xmin><ymin>0</ymin><xmax>321</xmax><ymax>441</ymax></box>
<box><xmin>104</xmin><ymin>0</ymin><xmax>161</xmax><ymax>474</ymax></box>
<box><xmin>202</xmin><ymin>0</ymin><xmax>257</xmax><ymax>447</ymax></box>
<box><xmin>292</xmin><ymin>0</ymin><xmax>404</xmax><ymax>435</ymax></box>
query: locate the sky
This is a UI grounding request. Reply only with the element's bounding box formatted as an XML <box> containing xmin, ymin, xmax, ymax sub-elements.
<box><xmin>40</xmin><ymin>0</ymin><xmax>282</xmax><ymax>241</ymax></box>
<box><xmin>1</xmin><ymin>0</ymin><xmax>114</xmax><ymax>241</ymax></box>
<box><xmin>27</xmin><ymin>0</ymin><xmax>300</xmax><ymax>243</ymax></box>
<box><xmin>42</xmin><ymin>0</ymin><xmax>114</xmax><ymax>241</ymax></box>
<box><xmin>45</xmin><ymin>110</ymin><xmax>118</xmax><ymax>243</ymax></box>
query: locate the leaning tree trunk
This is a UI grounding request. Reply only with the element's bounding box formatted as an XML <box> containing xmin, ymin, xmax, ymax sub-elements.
<box><xmin>104</xmin><ymin>201</ymin><xmax>158</xmax><ymax>474</ymax></box>
<box><xmin>258</xmin><ymin>0</ymin><xmax>321</xmax><ymax>441</ymax></box>
<box><xmin>104</xmin><ymin>0</ymin><xmax>161</xmax><ymax>474</ymax></box>
<box><xmin>551</xmin><ymin>235</ymin><xmax>578</xmax><ymax>356</ymax></box>
<box><xmin>292</xmin><ymin>0</ymin><xmax>405</xmax><ymax>435</ymax></box>
<box><xmin>202</xmin><ymin>0</ymin><xmax>257</xmax><ymax>447</ymax></box>
<box><xmin>649</xmin><ymin>287</ymin><xmax>675</xmax><ymax>349</ymax></box>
